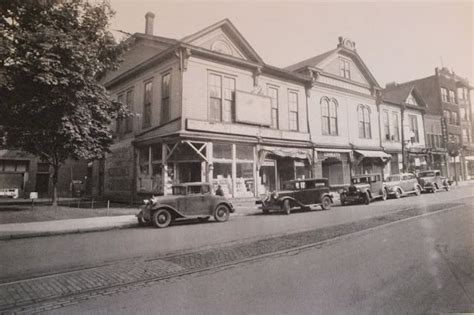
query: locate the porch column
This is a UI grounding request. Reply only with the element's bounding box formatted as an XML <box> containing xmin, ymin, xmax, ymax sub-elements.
<box><xmin>207</xmin><ymin>142</ymin><xmax>213</xmax><ymax>186</ymax></box>
<box><xmin>162</xmin><ymin>144</ymin><xmax>168</xmax><ymax>196</ymax></box>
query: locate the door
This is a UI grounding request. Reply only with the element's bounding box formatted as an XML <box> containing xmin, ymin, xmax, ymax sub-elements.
<box><xmin>36</xmin><ymin>174</ymin><xmax>50</xmax><ymax>198</ymax></box>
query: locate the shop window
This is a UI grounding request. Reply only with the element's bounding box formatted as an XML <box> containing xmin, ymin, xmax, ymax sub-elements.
<box><xmin>151</xmin><ymin>164</ymin><xmax>163</xmax><ymax>193</ymax></box>
<box><xmin>295</xmin><ymin>160</ymin><xmax>310</xmax><ymax>180</ymax></box>
<box><xmin>214</xmin><ymin>143</ymin><xmax>232</xmax><ymax>159</ymax></box>
<box><xmin>213</xmin><ymin>162</ymin><xmax>232</xmax><ymax>196</ymax></box>
<box><xmin>236</xmin><ymin>162</ymin><xmax>254</xmax><ymax>197</ymax></box>
<box><xmin>236</xmin><ymin>145</ymin><xmax>253</xmax><ymax>160</ymax></box>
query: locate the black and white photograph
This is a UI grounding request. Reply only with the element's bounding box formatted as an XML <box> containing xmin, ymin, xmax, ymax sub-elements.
<box><xmin>0</xmin><ymin>0</ymin><xmax>473</xmax><ymax>313</ymax></box>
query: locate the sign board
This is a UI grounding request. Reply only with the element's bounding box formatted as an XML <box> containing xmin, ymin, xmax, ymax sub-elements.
<box><xmin>29</xmin><ymin>192</ymin><xmax>38</xmax><ymax>200</ymax></box>
<box><xmin>235</xmin><ymin>90</ymin><xmax>271</xmax><ymax>126</ymax></box>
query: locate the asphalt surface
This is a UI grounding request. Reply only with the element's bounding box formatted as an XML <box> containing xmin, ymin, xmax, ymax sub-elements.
<box><xmin>0</xmin><ymin>185</ymin><xmax>473</xmax><ymax>313</ymax></box>
<box><xmin>54</xmin><ymin>202</ymin><xmax>473</xmax><ymax>314</ymax></box>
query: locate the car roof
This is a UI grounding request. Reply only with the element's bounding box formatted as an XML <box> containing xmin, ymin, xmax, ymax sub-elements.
<box><xmin>172</xmin><ymin>182</ymin><xmax>210</xmax><ymax>187</ymax></box>
<box><xmin>389</xmin><ymin>173</ymin><xmax>415</xmax><ymax>176</ymax></box>
<box><xmin>352</xmin><ymin>174</ymin><xmax>381</xmax><ymax>178</ymax></box>
<box><xmin>285</xmin><ymin>178</ymin><xmax>328</xmax><ymax>183</ymax></box>
<box><xmin>419</xmin><ymin>170</ymin><xmax>440</xmax><ymax>173</ymax></box>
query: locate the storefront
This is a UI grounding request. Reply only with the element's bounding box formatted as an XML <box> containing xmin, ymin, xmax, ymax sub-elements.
<box><xmin>352</xmin><ymin>150</ymin><xmax>391</xmax><ymax>177</ymax></box>
<box><xmin>313</xmin><ymin>148</ymin><xmax>351</xmax><ymax>186</ymax></box>
<box><xmin>406</xmin><ymin>147</ymin><xmax>430</xmax><ymax>173</ymax></box>
<box><xmin>257</xmin><ymin>146</ymin><xmax>312</xmax><ymax>195</ymax></box>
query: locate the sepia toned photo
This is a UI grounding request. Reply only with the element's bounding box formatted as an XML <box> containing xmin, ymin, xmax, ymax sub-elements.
<box><xmin>0</xmin><ymin>0</ymin><xmax>473</xmax><ymax>313</ymax></box>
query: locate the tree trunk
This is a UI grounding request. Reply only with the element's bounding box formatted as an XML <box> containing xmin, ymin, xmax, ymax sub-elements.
<box><xmin>52</xmin><ymin>163</ymin><xmax>60</xmax><ymax>206</ymax></box>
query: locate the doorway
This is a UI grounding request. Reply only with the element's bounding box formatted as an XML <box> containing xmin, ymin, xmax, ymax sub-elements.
<box><xmin>36</xmin><ymin>173</ymin><xmax>50</xmax><ymax>198</ymax></box>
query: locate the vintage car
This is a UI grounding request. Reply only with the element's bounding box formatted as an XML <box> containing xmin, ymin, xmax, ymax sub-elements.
<box><xmin>340</xmin><ymin>174</ymin><xmax>387</xmax><ymax>205</ymax></box>
<box><xmin>258</xmin><ymin>178</ymin><xmax>333</xmax><ymax>215</ymax></box>
<box><xmin>417</xmin><ymin>170</ymin><xmax>450</xmax><ymax>193</ymax></box>
<box><xmin>137</xmin><ymin>182</ymin><xmax>234</xmax><ymax>228</ymax></box>
<box><xmin>384</xmin><ymin>173</ymin><xmax>422</xmax><ymax>198</ymax></box>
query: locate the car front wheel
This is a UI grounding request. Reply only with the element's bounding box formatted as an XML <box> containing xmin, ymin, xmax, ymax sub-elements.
<box><xmin>152</xmin><ymin>209</ymin><xmax>172</xmax><ymax>228</ymax></box>
<box><xmin>214</xmin><ymin>205</ymin><xmax>230</xmax><ymax>222</ymax></box>
<box><xmin>415</xmin><ymin>186</ymin><xmax>421</xmax><ymax>196</ymax></box>
<box><xmin>394</xmin><ymin>189</ymin><xmax>401</xmax><ymax>199</ymax></box>
<box><xmin>321</xmin><ymin>196</ymin><xmax>331</xmax><ymax>210</ymax></box>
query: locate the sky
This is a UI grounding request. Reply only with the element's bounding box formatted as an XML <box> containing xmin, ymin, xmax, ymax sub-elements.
<box><xmin>107</xmin><ymin>0</ymin><xmax>473</xmax><ymax>87</ymax></box>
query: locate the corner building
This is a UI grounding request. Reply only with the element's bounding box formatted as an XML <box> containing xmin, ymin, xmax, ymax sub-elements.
<box><xmin>100</xmin><ymin>17</ymin><xmax>313</xmax><ymax>202</ymax></box>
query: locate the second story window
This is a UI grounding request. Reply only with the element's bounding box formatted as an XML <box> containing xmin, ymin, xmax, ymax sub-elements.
<box><xmin>288</xmin><ymin>91</ymin><xmax>299</xmax><ymax>131</ymax></box>
<box><xmin>321</xmin><ymin>97</ymin><xmax>338</xmax><ymax>136</ymax></box>
<box><xmin>267</xmin><ymin>86</ymin><xmax>279</xmax><ymax>129</ymax></box>
<box><xmin>209</xmin><ymin>73</ymin><xmax>235</xmax><ymax>123</ymax></box>
<box><xmin>441</xmin><ymin>88</ymin><xmax>448</xmax><ymax>102</ymax></box>
<box><xmin>339</xmin><ymin>58</ymin><xmax>351</xmax><ymax>79</ymax></box>
<box><xmin>452</xmin><ymin>111</ymin><xmax>458</xmax><ymax>125</ymax></box>
<box><xmin>161</xmin><ymin>73</ymin><xmax>171</xmax><ymax>124</ymax></box>
<box><xmin>449</xmin><ymin>90</ymin><xmax>456</xmax><ymax>104</ymax></box>
<box><xmin>116</xmin><ymin>94</ymin><xmax>124</xmax><ymax>134</ymax></box>
<box><xmin>382</xmin><ymin>110</ymin><xmax>390</xmax><ymax>140</ymax></box>
<box><xmin>443</xmin><ymin>110</ymin><xmax>451</xmax><ymax>123</ymax></box>
<box><xmin>408</xmin><ymin>115</ymin><xmax>419</xmax><ymax>143</ymax></box>
<box><xmin>391</xmin><ymin>112</ymin><xmax>400</xmax><ymax>141</ymax></box>
<box><xmin>125</xmin><ymin>89</ymin><xmax>134</xmax><ymax>133</ymax></box>
<box><xmin>358</xmin><ymin>105</ymin><xmax>371</xmax><ymax>139</ymax></box>
<box><xmin>143</xmin><ymin>81</ymin><xmax>152</xmax><ymax>128</ymax></box>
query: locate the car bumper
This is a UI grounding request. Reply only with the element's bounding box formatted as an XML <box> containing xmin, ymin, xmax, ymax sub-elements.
<box><xmin>342</xmin><ymin>194</ymin><xmax>363</xmax><ymax>203</ymax></box>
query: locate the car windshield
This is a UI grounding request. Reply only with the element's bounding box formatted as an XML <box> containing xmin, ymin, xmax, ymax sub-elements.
<box><xmin>419</xmin><ymin>171</ymin><xmax>435</xmax><ymax>178</ymax></box>
<box><xmin>352</xmin><ymin>177</ymin><xmax>369</xmax><ymax>184</ymax></box>
<box><xmin>282</xmin><ymin>182</ymin><xmax>297</xmax><ymax>190</ymax></box>
<box><xmin>172</xmin><ymin>186</ymin><xmax>187</xmax><ymax>195</ymax></box>
<box><xmin>386</xmin><ymin>175</ymin><xmax>400</xmax><ymax>182</ymax></box>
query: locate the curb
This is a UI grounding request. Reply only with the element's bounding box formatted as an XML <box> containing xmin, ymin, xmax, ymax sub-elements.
<box><xmin>0</xmin><ymin>222</ymin><xmax>138</xmax><ymax>241</ymax></box>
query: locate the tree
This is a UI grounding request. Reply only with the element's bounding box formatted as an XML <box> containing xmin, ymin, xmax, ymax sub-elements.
<box><xmin>0</xmin><ymin>0</ymin><xmax>129</xmax><ymax>205</ymax></box>
<box><xmin>447</xmin><ymin>141</ymin><xmax>462</xmax><ymax>185</ymax></box>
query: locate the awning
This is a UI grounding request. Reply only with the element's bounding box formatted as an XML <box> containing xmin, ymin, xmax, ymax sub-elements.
<box><xmin>354</xmin><ymin>150</ymin><xmax>391</xmax><ymax>159</ymax></box>
<box><xmin>259</xmin><ymin>146</ymin><xmax>313</xmax><ymax>165</ymax></box>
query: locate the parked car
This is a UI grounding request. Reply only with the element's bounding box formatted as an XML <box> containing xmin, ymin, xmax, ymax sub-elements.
<box><xmin>137</xmin><ymin>182</ymin><xmax>234</xmax><ymax>228</ymax></box>
<box><xmin>258</xmin><ymin>178</ymin><xmax>333</xmax><ymax>215</ymax></box>
<box><xmin>384</xmin><ymin>173</ymin><xmax>422</xmax><ymax>198</ymax></box>
<box><xmin>340</xmin><ymin>174</ymin><xmax>387</xmax><ymax>205</ymax></box>
<box><xmin>417</xmin><ymin>170</ymin><xmax>450</xmax><ymax>193</ymax></box>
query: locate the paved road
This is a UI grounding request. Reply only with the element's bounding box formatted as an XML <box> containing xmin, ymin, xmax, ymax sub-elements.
<box><xmin>50</xmin><ymin>201</ymin><xmax>474</xmax><ymax>314</ymax></box>
<box><xmin>1</xmin><ymin>186</ymin><xmax>473</xmax><ymax>282</ymax></box>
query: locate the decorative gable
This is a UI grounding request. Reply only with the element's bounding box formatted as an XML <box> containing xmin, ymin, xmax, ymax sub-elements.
<box><xmin>181</xmin><ymin>19</ymin><xmax>263</xmax><ymax>64</ymax></box>
<box><xmin>406</xmin><ymin>92</ymin><xmax>419</xmax><ymax>106</ymax></box>
<box><xmin>186</xmin><ymin>28</ymin><xmax>247</xmax><ymax>60</ymax></box>
<box><xmin>320</xmin><ymin>54</ymin><xmax>370</xmax><ymax>85</ymax></box>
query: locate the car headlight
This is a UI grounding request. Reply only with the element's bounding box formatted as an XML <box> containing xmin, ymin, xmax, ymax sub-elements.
<box><xmin>143</xmin><ymin>199</ymin><xmax>150</xmax><ymax>205</ymax></box>
<box><xmin>272</xmin><ymin>191</ymin><xmax>279</xmax><ymax>199</ymax></box>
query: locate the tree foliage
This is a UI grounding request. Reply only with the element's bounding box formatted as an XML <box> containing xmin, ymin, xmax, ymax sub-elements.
<box><xmin>0</xmin><ymin>0</ymin><xmax>128</xmax><ymax>202</ymax></box>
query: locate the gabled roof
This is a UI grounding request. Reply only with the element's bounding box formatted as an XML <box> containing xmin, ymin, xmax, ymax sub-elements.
<box><xmin>285</xmin><ymin>49</ymin><xmax>337</xmax><ymax>73</ymax></box>
<box><xmin>180</xmin><ymin>18</ymin><xmax>264</xmax><ymax>64</ymax></box>
<box><xmin>285</xmin><ymin>46</ymin><xmax>380</xmax><ymax>88</ymax></box>
<box><xmin>382</xmin><ymin>83</ymin><xmax>427</xmax><ymax>108</ymax></box>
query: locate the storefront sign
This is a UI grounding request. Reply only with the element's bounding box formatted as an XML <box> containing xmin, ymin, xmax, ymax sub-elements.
<box><xmin>235</xmin><ymin>91</ymin><xmax>271</xmax><ymax>126</ymax></box>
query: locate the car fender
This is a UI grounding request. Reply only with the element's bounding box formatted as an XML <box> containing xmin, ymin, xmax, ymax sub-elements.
<box><xmin>322</xmin><ymin>193</ymin><xmax>333</xmax><ymax>203</ymax></box>
<box><xmin>278</xmin><ymin>196</ymin><xmax>302</xmax><ymax>207</ymax></box>
<box><xmin>150</xmin><ymin>204</ymin><xmax>184</xmax><ymax>219</ymax></box>
<box><xmin>388</xmin><ymin>185</ymin><xmax>402</xmax><ymax>194</ymax></box>
<box><xmin>215</xmin><ymin>201</ymin><xmax>235</xmax><ymax>213</ymax></box>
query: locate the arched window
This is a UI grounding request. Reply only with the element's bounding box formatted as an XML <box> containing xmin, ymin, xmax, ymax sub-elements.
<box><xmin>358</xmin><ymin>105</ymin><xmax>371</xmax><ymax>139</ymax></box>
<box><xmin>321</xmin><ymin>97</ymin><xmax>338</xmax><ymax>135</ymax></box>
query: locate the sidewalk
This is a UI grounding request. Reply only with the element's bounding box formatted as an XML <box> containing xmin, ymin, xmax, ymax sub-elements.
<box><xmin>0</xmin><ymin>202</ymin><xmax>260</xmax><ymax>240</ymax></box>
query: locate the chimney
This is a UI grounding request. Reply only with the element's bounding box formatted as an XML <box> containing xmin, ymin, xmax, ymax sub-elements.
<box><xmin>145</xmin><ymin>12</ymin><xmax>155</xmax><ymax>35</ymax></box>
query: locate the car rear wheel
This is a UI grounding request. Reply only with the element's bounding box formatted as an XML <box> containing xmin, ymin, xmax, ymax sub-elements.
<box><xmin>152</xmin><ymin>209</ymin><xmax>172</xmax><ymax>228</ymax></box>
<box><xmin>321</xmin><ymin>196</ymin><xmax>331</xmax><ymax>210</ymax></box>
<box><xmin>282</xmin><ymin>199</ymin><xmax>291</xmax><ymax>215</ymax></box>
<box><xmin>214</xmin><ymin>205</ymin><xmax>230</xmax><ymax>222</ymax></box>
<box><xmin>363</xmin><ymin>192</ymin><xmax>371</xmax><ymax>205</ymax></box>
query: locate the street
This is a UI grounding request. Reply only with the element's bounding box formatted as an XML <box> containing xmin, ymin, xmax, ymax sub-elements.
<box><xmin>0</xmin><ymin>185</ymin><xmax>473</xmax><ymax>313</ymax></box>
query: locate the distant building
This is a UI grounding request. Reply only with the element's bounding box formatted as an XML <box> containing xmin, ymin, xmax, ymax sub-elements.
<box><xmin>398</xmin><ymin>67</ymin><xmax>473</xmax><ymax>180</ymax></box>
<box><xmin>379</xmin><ymin>83</ymin><xmax>432</xmax><ymax>176</ymax></box>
